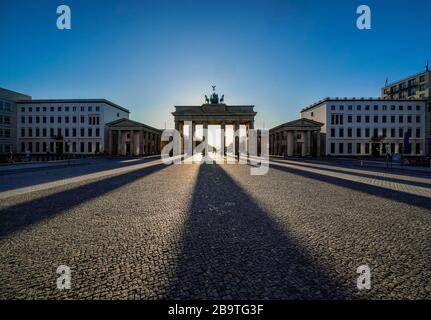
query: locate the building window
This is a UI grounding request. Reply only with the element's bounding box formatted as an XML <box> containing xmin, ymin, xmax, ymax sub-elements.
<box><xmin>348</xmin><ymin>115</ymin><xmax>352</xmax><ymax>123</ymax></box>
<box><xmin>73</xmin><ymin>128</ymin><xmax>77</xmax><ymax>137</ymax></box>
<box><xmin>399</xmin><ymin>115</ymin><xmax>403</xmax><ymax>123</ymax></box>
<box><xmin>339</xmin><ymin>128</ymin><xmax>344</xmax><ymax>137</ymax></box>
<box><xmin>399</xmin><ymin>128</ymin><xmax>403</xmax><ymax>138</ymax></box>
<box><xmin>416</xmin><ymin>128</ymin><xmax>421</xmax><ymax>138</ymax></box>
<box><xmin>356</xmin><ymin>115</ymin><xmax>361</xmax><ymax>123</ymax></box>
<box><xmin>373</xmin><ymin>128</ymin><xmax>378</xmax><ymax>138</ymax></box>
<box><xmin>339</xmin><ymin>143</ymin><xmax>344</xmax><ymax>154</ymax></box>
<box><xmin>80</xmin><ymin>142</ymin><xmax>85</xmax><ymax>153</ymax></box>
<box><xmin>416</xmin><ymin>143</ymin><xmax>421</xmax><ymax>155</ymax></box>
<box><xmin>80</xmin><ymin>128</ymin><xmax>85</xmax><ymax>137</ymax></box>
<box><xmin>331</xmin><ymin>128</ymin><xmax>336</xmax><ymax>138</ymax></box>
<box><xmin>88</xmin><ymin>128</ymin><xmax>93</xmax><ymax>137</ymax></box>
<box><xmin>58</xmin><ymin>116</ymin><xmax>62</xmax><ymax>124</ymax></box>
<box><xmin>88</xmin><ymin>142</ymin><xmax>92</xmax><ymax>153</ymax></box>
<box><xmin>382</xmin><ymin>128</ymin><xmax>387</xmax><ymax>138</ymax></box>
<box><xmin>96</xmin><ymin>106</ymin><xmax>100</xmax><ymax>112</ymax></box>
<box><xmin>80</xmin><ymin>116</ymin><xmax>85</xmax><ymax>123</ymax></box>
<box><xmin>356</xmin><ymin>143</ymin><xmax>361</xmax><ymax>154</ymax></box>
<box><xmin>356</xmin><ymin>128</ymin><xmax>361</xmax><ymax>138</ymax></box>
<box><xmin>347</xmin><ymin>143</ymin><xmax>352</xmax><ymax>154</ymax></box>
<box><xmin>391</xmin><ymin>128</ymin><xmax>395</xmax><ymax>138</ymax></box>
<box><xmin>96</xmin><ymin>128</ymin><xmax>100</xmax><ymax>137</ymax></box>
<box><xmin>348</xmin><ymin>128</ymin><xmax>352</xmax><ymax>137</ymax></box>
<box><xmin>21</xmin><ymin>116</ymin><xmax>25</xmax><ymax>123</ymax></box>
<box><xmin>365</xmin><ymin>128</ymin><xmax>370</xmax><ymax>137</ymax></box>
<box><xmin>330</xmin><ymin>143</ymin><xmax>335</xmax><ymax>154</ymax></box>
<box><xmin>365</xmin><ymin>143</ymin><xmax>370</xmax><ymax>154</ymax></box>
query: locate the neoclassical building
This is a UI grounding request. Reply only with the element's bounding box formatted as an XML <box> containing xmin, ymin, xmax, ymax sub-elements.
<box><xmin>106</xmin><ymin>119</ymin><xmax>162</xmax><ymax>156</ymax></box>
<box><xmin>269</xmin><ymin>119</ymin><xmax>323</xmax><ymax>157</ymax></box>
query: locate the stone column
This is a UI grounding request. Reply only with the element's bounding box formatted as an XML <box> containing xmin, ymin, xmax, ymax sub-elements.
<box><xmin>139</xmin><ymin>130</ymin><xmax>144</xmax><ymax>156</ymax></box>
<box><xmin>287</xmin><ymin>131</ymin><xmax>294</xmax><ymax>157</ymax></box>
<box><xmin>180</xmin><ymin>122</ymin><xmax>184</xmax><ymax>155</ymax></box>
<box><xmin>129</xmin><ymin>130</ymin><xmax>134</xmax><ymax>156</ymax></box>
<box><xmin>316</xmin><ymin>131</ymin><xmax>321</xmax><ymax>157</ymax></box>
<box><xmin>117</xmin><ymin>130</ymin><xmax>122</xmax><ymax>156</ymax></box>
<box><xmin>191</xmin><ymin>123</ymin><xmax>196</xmax><ymax>155</ymax></box>
<box><xmin>302</xmin><ymin>131</ymin><xmax>308</xmax><ymax>157</ymax></box>
<box><xmin>135</xmin><ymin>131</ymin><xmax>140</xmax><ymax>156</ymax></box>
<box><xmin>203</xmin><ymin>122</ymin><xmax>208</xmax><ymax>156</ymax></box>
<box><xmin>108</xmin><ymin>129</ymin><xmax>113</xmax><ymax>155</ymax></box>
<box><xmin>221</xmin><ymin>122</ymin><xmax>226</xmax><ymax>156</ymax></box>
<box><xmin>293</xmin><ymin>131</ymin><xmax>298</xmax><ymax>156</ymax></box>
<box><xmin>306</xmin><ymin>131</ymin><xmax>311</xmax><ymax>156</ymax></box>
<box><xmin>234</xmin><ymin>121</ymin><xmax>240</xmax><ymax>159</ymax></box>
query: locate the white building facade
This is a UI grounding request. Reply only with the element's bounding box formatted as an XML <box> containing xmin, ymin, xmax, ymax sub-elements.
<box><xmin>301</xmin><ymin>98</ymin><xmax>427</xmax><ymax>157</ymax></box>
<box><xmin>0</xmin><ymin>88</ymin><xmax>31</xmax><ymax>155</ymax></box>
<box><xmin>16</xmin><ymin>99</ymin><xmax>129</xmax><ymax>155</ymax></box>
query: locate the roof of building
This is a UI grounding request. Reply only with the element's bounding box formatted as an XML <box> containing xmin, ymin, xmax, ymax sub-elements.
<box><xmin>16</xmin><ymin>98</ymin><xmax>130</xmax><ymax>113</ymax></box>
<box><xmin>0</xmin><ymin>87</ymin><xmax>32</xmax><ymax>101</ymax></box>
<box><xmin>106</xmin><ymin>118</ymin><xmax>161</xmax><ymax>132</ymax></box>
<box><xmin>300</xmin><ymin>97</ymin><xmax>427</xmax><ymax>113</ymax></box>
<box><xmin>383</xmin><ymin>70</ymin><xmax>430</xmax><ymax>88</ymax></box>
<box><xmin>270</xmin><ymin>118</ymin><xmax>323</xmax><ymax>132</ymax></box>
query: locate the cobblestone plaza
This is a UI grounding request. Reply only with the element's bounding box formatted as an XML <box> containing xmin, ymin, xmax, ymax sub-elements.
<box><xmin>0</xmin><ymin>157</ymin><xmax>430</xmax><ymax>299</ymax></box>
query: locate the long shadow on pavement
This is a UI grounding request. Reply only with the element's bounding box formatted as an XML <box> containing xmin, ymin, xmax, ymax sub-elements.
<box><xmin>166</xmin><ymin>164</ymin><xmax>354</xmax><ymax>299</ymax></box>
<box><xmin>0</xmin><ymin>157</ymin><xmax>161</xmax><ymax>193</ymax></box>
<box><xmin>0</xmin><ymin>161</ymin><xmax>169</xmax><ymax>238</ymax></box>
<box><xmin>270</xmin><ymin>159</ymin><xmax>431</xmax><ymax>189</ymax></box>
<box><xmin>270</xmin><ymin>162</ymin><xmax>431</xmax><ymax>211</ymax></box>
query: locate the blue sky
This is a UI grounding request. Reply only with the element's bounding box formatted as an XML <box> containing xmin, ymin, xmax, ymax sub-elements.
<box><xmin>1</xmin><ymin>0</ymin><xmax>430</xmax><ymax>129</ymax></box>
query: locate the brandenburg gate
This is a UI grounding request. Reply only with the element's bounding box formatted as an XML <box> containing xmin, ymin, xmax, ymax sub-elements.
<box><xmin>171</xmin><ymin>87</ymin><xmax>257</xmax><ymax>156</ymax></box>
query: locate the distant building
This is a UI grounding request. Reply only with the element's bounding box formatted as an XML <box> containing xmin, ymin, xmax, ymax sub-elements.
<box><xmin>301</xmin><ymin>98</ymin><xmax>427</xmax><ymax>157</ymax></box>
<box><xmin>0</xmin><ymin>88</ymin><xmax>31</xmax><ymax>155</ymax></box>
<box><xmin>381</xmin><ymin>69</ymin><xmax>431</xmax><ymax>154</ymax></box>
<box><xmin>16</xmin><ymin>99</ymin><xmax>130</xmax><ymax>155</ymax></box>
<box><xmin>106</xmin><ymin>118</ymin><xmax>162</xmax><ymax>156</ymax></box>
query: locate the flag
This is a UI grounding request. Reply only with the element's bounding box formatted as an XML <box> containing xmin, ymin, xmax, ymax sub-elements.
<box><xmin>426</xmin><ymin>59</ymin><xmax>429</xmax><ymax>72</ymax></box>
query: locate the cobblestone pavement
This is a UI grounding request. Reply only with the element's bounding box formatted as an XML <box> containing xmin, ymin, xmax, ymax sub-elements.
<box><xmin>0</xmin><ymin>158</ymin><xmax>430</xmax><ymax>299</ymax></box>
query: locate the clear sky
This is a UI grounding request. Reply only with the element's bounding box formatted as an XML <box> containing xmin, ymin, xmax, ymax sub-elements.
<box><xmin>1</xmin><ymin>0</ymin><xmax>430</xmax><ymax>129</ymax></box>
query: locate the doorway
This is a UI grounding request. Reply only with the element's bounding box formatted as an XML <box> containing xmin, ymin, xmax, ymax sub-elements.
<box><xmin>126</xmin><ymin>143</ymin><xmax>131</xmax><ymax>155</ymax></box>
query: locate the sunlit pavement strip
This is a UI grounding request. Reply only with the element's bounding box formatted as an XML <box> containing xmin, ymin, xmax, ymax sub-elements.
<box><xmin>269</xmin><ymin>159</ymin><xmax>431</xmax><ymax>198</ymax></box>
<box><xmin>0</xmin><ymin>158</ymin><xmax>165</xmax><ymax>200</ymax></box>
